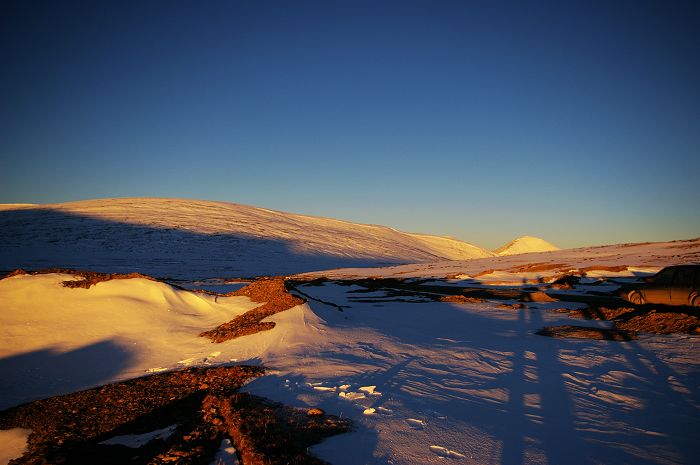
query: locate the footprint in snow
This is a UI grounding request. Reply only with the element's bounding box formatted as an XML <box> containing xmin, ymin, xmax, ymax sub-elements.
<box><xmin>429</xmin><ymin>445</ymin><xmax>466</xmax><ymax>459</ymax></box>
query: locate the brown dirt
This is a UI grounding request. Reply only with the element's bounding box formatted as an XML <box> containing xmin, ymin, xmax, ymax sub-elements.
<box><xmin>566</xmin><ymin>305</ymin><xmax>700</xmax><ymax>335</ymax></box>
<box><xmin>579</xmin><ymin>265</ymin><xmax>629</xmax><ymax>273</ymax></box>
<box><xmin>200</xmin><ymin>277</ymin><xmax>305</xmax><ymax>343</ymax></box>
<box><xmin>549</xmin><ymin>274</ymin><xmax>582</xmax><ymax>289</ymax></box>
<box><xmin>438</xmin><ymin>295</ymin><xmax>486</xmax><ymax>304</ymax></box>
<box><xmin>568</xmin><ymin>306</ymin><xmax>637</xmax><ymax>320</ymax></box>
<box><xmin>0</xmin><ymin>365</ymin><xmax>349</xmax><ymax>465</ymax></box>
<box><xmin>0</xmin><ymin>366</ymin><xmax>262</xmax><ymax>465</ymax></box>
<box><xmin>498</xmin><ymin>303</ymin><xmax>526</xmax><ymax>309</ymax></box>
<box><xmin>508</xmin><ymin>263</ymin><xmax>570</xmax><ymax>273</ymax></box>
<box><xmin>536</xmin><ymin>325</ymin><xmax>637</xmax><ymax>341</ymax></box>
<box><xmin>1</xmin><ymin>268</ymin><xmax>157</xmax><ymax>288</ymax></box>
<box><xmin>615</xmin><ymin>311</ymin><xmax>700</xmax><ymax>334</ymax></box>
<box><xmin>522</xmin><ymin>291</ymin><xmax>558</xmax><ymax>303</ymax></box>
<box><xmin>472</xmin><ymin>269</ymin><xmax>496</xmax><ymax>278</ymax></box>
<box><xmin>211</xmin><ymin>394</ymin><xmax>351</xmax><ymax>465</ymax></box>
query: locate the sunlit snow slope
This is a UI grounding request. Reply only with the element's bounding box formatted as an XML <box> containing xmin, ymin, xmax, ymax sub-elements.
<box><xmin>495</xmin><ymin>235</ymin><xmax>560</xmax><ymax>255</ymax></box>
<box><xmin>0</xmin><ymin>198</ymin><xmax>494</xmax><ymax>278</ymax></box>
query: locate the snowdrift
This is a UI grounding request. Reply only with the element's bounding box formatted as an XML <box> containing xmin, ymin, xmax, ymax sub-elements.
<box><xmin>0</xmin><ymin>273</ymin><xmax>275</xmax><ymax>409</ymax></box>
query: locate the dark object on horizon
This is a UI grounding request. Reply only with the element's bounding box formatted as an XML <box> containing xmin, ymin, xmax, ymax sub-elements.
<box><xmin>624</xmin><ymin>265</ymin><xmax>700</xmax><ymax>306</ymax></box>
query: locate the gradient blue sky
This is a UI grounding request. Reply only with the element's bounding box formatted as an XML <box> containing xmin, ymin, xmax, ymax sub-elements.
<box><xmin>2</xmin><ymin>0</ymin><xmax>698</xmax><ymax>249</ymax></box>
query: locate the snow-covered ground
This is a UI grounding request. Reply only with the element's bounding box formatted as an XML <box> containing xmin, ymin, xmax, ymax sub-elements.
<box><xmin>247</xmin><ymin>283</ymin><xmax>700</xmax><ymax>465</ymax></box>
<box><xmin>298</xmin><ymin>237</ymin><xmax>700</xmax><ymax>282</ymax></box>
<box><xmin>2</xmin><ymin>270</ymin><xmax>699</xmax><ymax>465</ymax></box>
<box><xmin>0</xmin><ymin>198</ymin><xmax>495</xmax><ymax>278</ymax></box>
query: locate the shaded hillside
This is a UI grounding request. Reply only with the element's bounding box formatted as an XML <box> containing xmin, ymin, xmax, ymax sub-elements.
<box><xmin>0</xmin><ymin>198</ymin><xmax>492</xmax><ymax>279</ymax></box>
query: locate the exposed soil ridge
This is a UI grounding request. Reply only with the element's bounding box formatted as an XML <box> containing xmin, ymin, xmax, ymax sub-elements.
<box><xmin>200</xmin><ymin>277</ymin><xmax>305</xmax><ymax>343</ymax></box>
<box><xmin>1</xmin><ymin>268</ymin><xmax>157</xmax><ymax>288</ymax></box>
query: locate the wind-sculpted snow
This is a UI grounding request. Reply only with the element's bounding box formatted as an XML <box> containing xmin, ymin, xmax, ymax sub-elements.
<box><xmin>244</xmin><ymin>282</ymin><xmax>700</xmax><ymax>465</ymax></box>
<box><xmin>0</xmin><ymin>199</ymin><xmax>494</xmax><ymax>279</ymax></box>
<box><xmin>2</xmin><ymin>268</ymin><xmax>700</xmax><ymax>464</ymax></box>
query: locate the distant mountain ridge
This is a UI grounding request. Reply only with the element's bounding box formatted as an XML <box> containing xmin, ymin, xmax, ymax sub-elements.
<box><xmin>494</xmin><ymin>235</ymin><xmax>560</xmax><ymax>256</ymax></box>
<box><xmin>0</xmin><ymin>198</ymin><xmax>495</xmax><ymax>278</ymax></box>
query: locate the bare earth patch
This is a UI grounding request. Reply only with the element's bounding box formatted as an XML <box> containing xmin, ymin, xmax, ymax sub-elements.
<box><xmin>579</xmin><ymin>265</ymin><xmax>629</xmax><ymax>273</ymax></box>
<box><xmin>565</xmin><ymin>306</ymin><xmax>700</xmax><ymax>335</ymax></box>
<box><xmin>1</xmin><ymin>268</ymin><xmax>157</xmax><ymax>288</ymax></box>
<box><xmin>508</xmin><ymin>263</ymin><xmax>570</xmax><ymax>273</ymax></box>
<box><xmin>536</xmin><ymin>325</ymin><xmax>637</xmax><ymax>341</ymax></box>
<box><xmin>615</xmin><ymin>311</ymin><xmax>700</xmax><ymax>334</ymax></box>
<box><xmin>0</xmin><ymin>366</ymin><xmax>349</xmax><ymax>465</ymax></box>
<box><xmin>211</xmin><ymin>393</ymin><xmax>351</xmax><ymax>465</ymax></box>
<box><xmin>200</xmin><ymin>277</ymin><xmax>305</xmax><ymax>343</ymax></box>
<box><xmin>438</xmin><ymin>295</ymin><xmax>486</xmax><ymax>304</ymax></box>
<box><xmin>498</xmin><ymin>303</ymin><xmax>527</xmax><ymax>309</ymax></box>
<box><xmin>568</xmin><ymin>306</ymin><xmax>637</xmax><ymax>320</ymax></box>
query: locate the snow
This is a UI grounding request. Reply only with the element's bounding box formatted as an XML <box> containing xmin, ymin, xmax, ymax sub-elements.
<box><xmin>298</xmin><ymin>237</ymin><xmax>700</xmax><ymax>281</ymax></box>
<box><xmin>240</xmin><ymin>282</ymin><xmax>700</xmax><ymax>465</ymax></box>
<box><xmin>0</xmin><ymin>273</ymin><xmax>259</xmax><ymax>409</ymax></box>
<box><xmin>495</xmin><ymin>236</ymin><xmax>560</xmax><ymax>256</ymax></box>
<box><xmin>209</xmin><ymin>439</ymin><xmax>240</xmax><ymax>465</ymax></box>
<box><xmin>1</xmin><ymin>223</ymin><xmax>699</xmax><ymax>464</ymax></box>
<box><xmin>0</xmin><ymin>198</ymin><xmax>493</xmax><ymax>279</ymax></box>
<box><xmin>0</xmin><ymin>428</ymin><xmax>31</xmax><ymax>465</ymax></box>
<box><xmin>99</xmin><ymin>424</ymin><xmax>178</xmax><ymax>447</ymax></box>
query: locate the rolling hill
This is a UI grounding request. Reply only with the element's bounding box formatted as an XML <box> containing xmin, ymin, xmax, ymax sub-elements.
<box><xmin>495</xmin><ymin>235</ymin><xmax>560</xmax><ymax>256</ymax></box>
<box><xmin>0</xmin><ymin>198</ymin><xmax>494</xmax><ymax>278</ymax></box>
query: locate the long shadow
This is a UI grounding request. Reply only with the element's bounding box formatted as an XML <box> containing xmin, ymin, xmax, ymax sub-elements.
<box><xmin>242</xmin><ymin>371</ymin><xmax>382</xmax><ymax>464</ymax></box>
<box><xmin>598</xmin><ymin>338</ymin><xmax>699</xmax><ymax>464</ymax></box>
<box><xmin>294</xmin><ymin>282</ymin><xmax>700</xmax><ymax>464</ymax></box>
<box><xmin>0</xmin><ymin>208</ymin><xmax>408</xmax><ymax>280</ymax></box>
<box><xmin>0</xmin><ymin>339</ymin><xmax>135</xmax><ymax>410</ymax></box>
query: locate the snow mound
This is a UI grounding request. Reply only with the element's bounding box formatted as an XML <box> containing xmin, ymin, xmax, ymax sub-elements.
<box><xmin>494</xmin><ymin>235</ymin><xmax>560</xmax><ymax>256</ymax></box>
<box><xmin>0</xmin><ymin>273</ymin><xmax>261</xmax><ymax>409</ymax></box>
<box><xmin>0</xmin><ymin>198</ymin><xmax>493</xmax><ymax>278</ymax></box>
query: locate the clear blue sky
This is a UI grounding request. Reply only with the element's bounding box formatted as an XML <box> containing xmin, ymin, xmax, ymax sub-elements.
<box><xmin>2</xmin><ymin>0</ymin><xmax>698</xmax><ymax>249</ymax></box>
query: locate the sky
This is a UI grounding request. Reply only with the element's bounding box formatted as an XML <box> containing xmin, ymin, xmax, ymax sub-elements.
<box><xmin>1</xmin><ymin>0</ymin><xmax>698</xmax><ymax>250</ymax></box>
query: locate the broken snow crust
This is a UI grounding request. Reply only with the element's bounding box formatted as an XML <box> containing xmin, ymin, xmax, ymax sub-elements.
<box><xmin>242</xmin><ymin>283</ymin><xmax>700</xmax><ymax>465</ymax></box>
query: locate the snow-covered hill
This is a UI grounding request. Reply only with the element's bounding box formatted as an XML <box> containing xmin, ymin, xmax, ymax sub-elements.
<box><xmin>495</xmin><ymin>235</ymin><xmax>560</xmax><ymax>255</ymax></box>
<box><xmin>299</xmin><ymin>237</ymin><xmax>700</xmax><ymax>281</ymax></box>
<box><xmin>0</xmin><ymin>198</ymin><xmax>494</xmax><ymax>278</ymax></box>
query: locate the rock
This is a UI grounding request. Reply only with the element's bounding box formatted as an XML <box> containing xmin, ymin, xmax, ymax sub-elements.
<box><xmin>307</xmin><ymin>407</ymin><xmax>325</xmax><ymax>417</ymax></box>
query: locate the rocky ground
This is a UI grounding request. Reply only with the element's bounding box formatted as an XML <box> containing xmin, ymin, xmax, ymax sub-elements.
<box><xmin>0</xmin><ymin>366</ymin><xmax>350</xmax><ymax>465</ymax></box>
<box><xmin>199</xmin><ymin>277</ymin><xmax>305</xmax><ymax>342</ymax></box>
